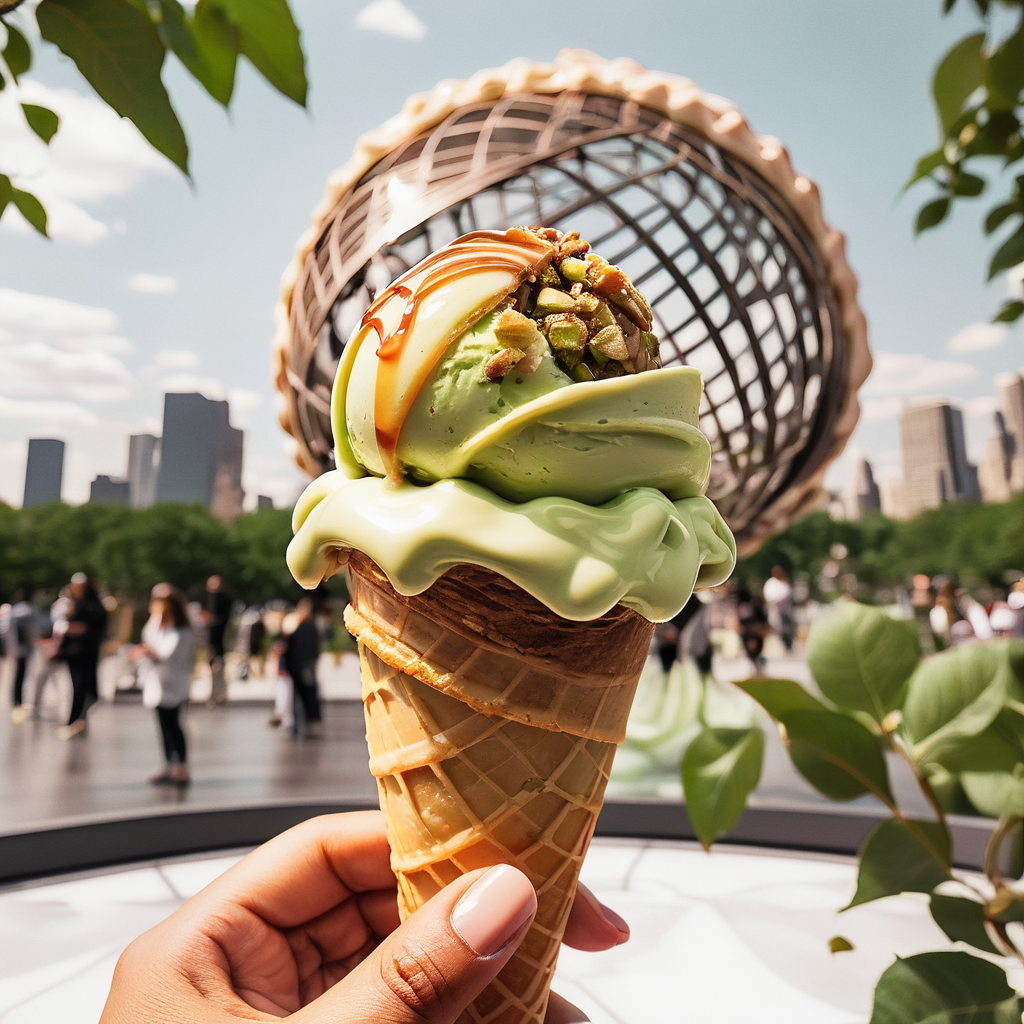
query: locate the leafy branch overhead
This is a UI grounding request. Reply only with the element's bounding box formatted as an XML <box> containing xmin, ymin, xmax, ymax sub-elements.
<box><xmin>0</xmin><ymin>0</ymin><xmax>306</xmax><ymax>236</ymax></box>
<box><xmin>910</xmin><ymin>0</ymin><xmax>1024</xmax><ymax>322</ymax></box>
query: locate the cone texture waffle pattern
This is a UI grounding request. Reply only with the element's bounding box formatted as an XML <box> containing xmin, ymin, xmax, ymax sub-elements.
<box><xmin>344</xmin><ymin>552</ymin><xmax>653</xmax><ymax>1024</ymax></box>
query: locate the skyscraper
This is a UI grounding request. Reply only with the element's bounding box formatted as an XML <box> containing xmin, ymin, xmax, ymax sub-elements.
<box><xmin>89</xmin><ymin>475</ymin><xmax>130</xmax><ymax>504</ymax></box>
<box><xmin>978</xmin><ymin>411</ymin><xmax>1015</xmax><ymax>504</ymax></box>
<box><xmin>155</xmin><ymin>393</ymin><xmax>244</xmax><ymax>519</ymax></box>
<box><xmin>998</xmin><ymin>372</ymin><xmax>1024</xmax><ymax>492</ymax></box>
<box><xmin>842</xmin><ymin>455</ymin><xmax>881</xmax><ymax>520</ymax></box>
<box><xmin>884</xmin><ymin>400</ymin><xmax>979</xmax><ymax>519</ymax></box>
<box><xmin>128</xmin><ymin>433</ymin><xmax>160</xmax><ymax>509</ymax></box>
<box><xmin>23</xmin><ymin>438</ymin><xmax>65</xmax><ymax>508</ymax></box>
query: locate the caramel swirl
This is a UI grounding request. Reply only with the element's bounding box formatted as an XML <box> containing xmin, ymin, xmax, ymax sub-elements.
<box><xmin>359</xmin><ymin>229</ymin><xmax>555</xmax><ymax>483</ymax></box>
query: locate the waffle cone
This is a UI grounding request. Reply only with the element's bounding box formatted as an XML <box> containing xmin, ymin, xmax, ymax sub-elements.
<box><xmin>344</xmin><ymin>551</ymin><xmax>653</xmax><ymax>1024</ymax></box>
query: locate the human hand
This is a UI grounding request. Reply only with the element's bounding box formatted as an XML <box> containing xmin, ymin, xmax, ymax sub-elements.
<box><xmin>100</xmin><ymin>811</ymin><xmax>627</xmax><ymax>1024</ymax></box>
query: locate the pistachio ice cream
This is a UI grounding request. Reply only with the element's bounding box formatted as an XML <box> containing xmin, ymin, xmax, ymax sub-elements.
<box><xmin>288</xmin><ymin>226</ymin><xmax>735</xmax><ymax>619</ymax></box>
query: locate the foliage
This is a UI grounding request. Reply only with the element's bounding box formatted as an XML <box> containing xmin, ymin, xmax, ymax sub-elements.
<box><xmin>680</xmin><ymin>598</ymin><xmax>1024</xmax><ymax>1023</ymax></box>
<box><xmin>0</xmin><ymin>500</ymin><xmax>306</xmax><ymax>605</ymax></box>
<box><xmin>735</xmin><ymin>500</ymin><xmax>1024</xmax><ymax>595</ymax></box>
<box><xmin>0</xmin><ymin>0</ymin><xmax>306</xmax><ymax>235</ymax></box>
<box><xmin>910</xmin><ymin>0</ymin><xmax>1024</xmax><ymax>322</ymax></box>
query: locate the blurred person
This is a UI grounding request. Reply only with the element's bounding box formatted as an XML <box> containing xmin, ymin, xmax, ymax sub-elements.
<box><xmin>30</xmin><ymin>590</ymin><xmax>72</xmax><ymax>720</ymax></box>
<box><xmin>681</xmin><ymin>591</ymin><xmax>714</xmax><ymax>677</ymax></box>
<box><xmin>959</xmin><ymin>589</ymin><xmax>994</xmax><ymax>642</ymax></box>
<box><xmin>57</xmin><ymin>573</ymin><xmax>107</xmax><ymax>739</ymax></box>
<box><xmin>929</xmin><ymin>577</ymin><xmax>959</xmax><ymax>649</ymax></box>
<box><xmin>203</xmin><ymin>575</ymin><xmax>233</xmax><ymax>707</ymax></box>
<box><xmin>100</xmin><ymin>811</ymin><xmax>627</xmax><ymax>1024</ymax></box>
<box><xmin>235</xmin><ymin>605</ymin><xmax>267</xmax><ymax>680</ymax></box>
<box><xmin>990</xmin><ymin>599</ymin><xmax>1020</xmax><ymax>636</ymax></box>
<box><xmin>281</xmin><ymin>598</ymin><xmax>323</xmax><ymax>737</ymax></box>
<box><xmin>736</xmin><ymin>584</ymin><xmax>769</xmax><ymax>676</ymax></box>
<box><xmin>6</xmin><ymin>588</ymin><xmax>36</xmax><ymax>724</ymax></box>
<box><xmin>267</xmin><ymin>635</ymin><xmax>294</xmax><ymax>731</ymax></box>
<box><xmin>135</xmin><ymin>584</ymin><xmax>195</xmax><ymax>786</ymax></box>
<box><xmin>762</xmin><ymin>565</ymin><xmax>794</xmax><ymax>652</ymax></box>
<box><xmin>910</xmin><ymin>573</ymin><xmax>938</xmax><ymax>653</ymax></box>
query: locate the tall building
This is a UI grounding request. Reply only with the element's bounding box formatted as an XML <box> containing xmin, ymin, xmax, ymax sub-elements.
<box><xmin>978</xmin><ymin>411</ymin><xmax>1015</xmax><ymax>504</ymax></box>
<box><xmin>256</xmin><ymin>494</ymin><xmax>274</xmax><ymax>511</ymax></box>
<box><xmin>883</xmin><ymin>400</ymin><xmax>979</xmax><ymax>520</ymax></box>
<box><xmin>89</xmin><ymin>475</ymin><xmax>130</xmax><ymax>504</ymax></box>
<box><xmin>155</xmin><ymin>393</ymin><xmax>245</xmax><ymax>520</ymax></box>
<box><xmin>128</xmin><ymin>433</ymin><xmax>160</xmax><ymax>509</ymax></box>
<box><xmin>23</xmin><ymin>438</ymin><xmax>65</xmax><ymax>508</ymax></box>
<box><xmin>843</xmin><ymin>455</ymin><xmax>881</xmax><ymax>520</ymax></box>
<box><xmin>999</xmin><ymin>372</ymin><xmax>1024</xmax><ymax>492</ymax></box>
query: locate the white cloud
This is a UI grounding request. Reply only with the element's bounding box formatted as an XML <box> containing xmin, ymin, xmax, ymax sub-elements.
<box><xmin>861</xmin><ymin>397</ymin><xmax>903</xmax><ymax>422</ymax></box>
<box><xmin>354</xmin><ymin>0</ymin><xmax>426</xmax><ymax>40</ymax></box>
<box><xmin>0</xmin><ymin>288</ymin><xmax>132</xmax><ymax>354</ymax></box>
<box><xmin>863</xmin><ymin>351</ymin><xmax>977</xmax><ymax>397</ymax></box>
<box><xmin>155</xmin><ymin>348</ymin><xmax>200</xmax><ymax>370</ymax></box>
<box><xmin>0</xmin><ymin>79</ymin><xmax>174</xmax><ymax>243</ymax></box>
<box><xmin>946</xmin><ymin>322</ymin><xmax>1007</xmax><ymax>354</ymax></box>
<box><xmin>128</xmin><ymin>273</ymin><xmax>178</xmax><ymax>294</ymax></box>
<box><xmin>0</xmin><ymin>395</ymin><xmax>99</xmax><ymax>428</ymax></box>
<box><xmin>0</xmin><ymin>342</ymin><xmax>135</xmax><ymax>402</ymax></box>
<box><xmin>965</xmin><ymin>395</ymin><xmax>1000</xmax><ymax>417</ymax></box>
<box><xmin>228</xmin><ymin>388</ymin><xmax>263</xmax><ymax>413</ymax></box>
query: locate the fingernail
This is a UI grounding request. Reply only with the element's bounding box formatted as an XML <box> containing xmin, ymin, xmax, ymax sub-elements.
<box><xmin>578</xmin><ymin>884</ymin><xmax>630</xmax><ymax>943</ymax></box>
<box><xmin>451</xmin><ymin>865</ymin><xmax>537</xmax><ymax>957</ymax></box>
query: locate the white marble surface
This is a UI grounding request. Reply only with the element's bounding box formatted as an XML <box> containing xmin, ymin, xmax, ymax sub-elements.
<box><xmin>0</xmin><ymin>839</ymin><xmax>953</xmax><ymax>1023</ymax></box>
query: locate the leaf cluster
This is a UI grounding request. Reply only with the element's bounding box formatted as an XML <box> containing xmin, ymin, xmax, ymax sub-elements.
<box><xmin>681</xmin><ymin>595</ymin><xmax>1024</xmax><ymax>1022</ymax></box>
<box><xmin>0</xmin><ymin>499</ymin><xmax>307</xmax><ymax>606</ymax></box>
<box><xmin>909</xmin><ymin>0</ymin><xmax>1024</xmax><ymax>322</ymax></box>
<box><xmin>0</xmin><ymin>0</ymin><xmax>306</xmax><ymax>236</ymax></box>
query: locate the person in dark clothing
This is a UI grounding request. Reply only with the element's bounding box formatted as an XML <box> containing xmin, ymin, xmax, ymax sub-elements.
<box><xmin>57</xmin><ymin>573</ymin><xmax>107</xmax><ymax>738</ymax></box>
<box><xmin>736</xmin><ymin>584</ymin><xmax>769</xmax><ymax>676</ymax></box>
<box><xmin>204</xmin><ymin>575</ymin><xmax>233</xmax><ymax>706</ymax></box>
<box><xmin>282</xmin><ymin>598</ymin><xmax>322</xmax><ymax>737</ymax></box>
<box><xmin>8</xmin><ymin>588</ymin><xmax>36</xmax><ymax>724</ymax></box>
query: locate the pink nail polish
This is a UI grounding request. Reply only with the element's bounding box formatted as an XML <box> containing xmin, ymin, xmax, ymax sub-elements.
<box><xmin>450</xmin><ymin>865</ymin><xmax>537</xmax><ymax>957</ymax></box>
<box><xmin>578</xmin><ymin>884</ymin><xmax>630</xmax><ymax>941</ymax></box>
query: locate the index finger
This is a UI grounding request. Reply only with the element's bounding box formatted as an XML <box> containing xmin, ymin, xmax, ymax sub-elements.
<box><xmin>206</xmin><ymin>811</ymin><xmax>396</xmax><ymax>929</ymax></box>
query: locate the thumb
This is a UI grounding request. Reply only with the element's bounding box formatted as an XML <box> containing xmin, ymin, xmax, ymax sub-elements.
<box><xmin>302</xmin><ymin>864</ymin><xmax>537</xmax><ymax>1024</ymax></box>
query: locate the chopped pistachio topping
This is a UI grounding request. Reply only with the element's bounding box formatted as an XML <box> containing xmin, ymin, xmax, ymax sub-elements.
<box><xmin>482</xmin><ymin>226</ymin><xmax>662</xmax><ymax>383</ymax></box>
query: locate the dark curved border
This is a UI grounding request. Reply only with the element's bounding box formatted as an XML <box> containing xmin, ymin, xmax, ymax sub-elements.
<box><xmin>0</xmin><ymin>798</ymin><xmax>996</xmax><ymax>888</ymax></box>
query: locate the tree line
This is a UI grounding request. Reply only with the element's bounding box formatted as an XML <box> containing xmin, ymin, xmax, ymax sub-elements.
<box><xmin>0</xmin><ymin>501</ymin><xmax>325</xmax><ymax>606</ymax></box>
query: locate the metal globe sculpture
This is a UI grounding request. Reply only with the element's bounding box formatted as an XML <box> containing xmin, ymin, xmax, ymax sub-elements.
<box><xmin>273</xmin><ymin>51</ymin><xmax>870</xmax><ymax>556</ymax></box>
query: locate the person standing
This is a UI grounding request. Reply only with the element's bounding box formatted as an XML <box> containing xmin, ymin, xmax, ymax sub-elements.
<box><xmin>57</xmin><ymin>573</ymin><xmax>107</xmax><ymax>739</ymax></box>
<box><xmin>7</xmin><ymin>588</ymin><xmax>36</xmax><ymax>724</ymax></box>
<box><xmin>736</xmin><ymin>584</ymin><xmax>769</xmax><ymax>676</ymax></box>
<box><xmin>762</xmin><ymin>566</ymin><xmax>794</xmax><ymax>653</ymax></box>
<box><xmin>203</xmin><ymin>575</ymin><xmax>233</xmax><ymax>707</ymax></box>
<box><xmin>282</xmin><ymin>598</ymin><xmax>323</xmax><ymax>737</ymax></box>
<box><xmin>137</xmin><ymin>584</ymin><xmax>195</xmax><ymax>785</ymax></box>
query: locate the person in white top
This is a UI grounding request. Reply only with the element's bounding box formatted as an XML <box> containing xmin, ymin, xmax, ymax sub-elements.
<box><xmin>134</xmin><ymin>583</ymin><xmax>196</xmax><ymax>786</ymax></box>
<box><xmin>762</xmin><ymin>565</ymin><xmax>795</xmax><ymax>652</ymax></box>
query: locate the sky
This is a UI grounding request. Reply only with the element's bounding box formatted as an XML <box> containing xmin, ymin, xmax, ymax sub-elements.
<box><xmin>0</xmin><ymin>0</ymin><xmax>1021</xmax><ymax>508</ymax></box>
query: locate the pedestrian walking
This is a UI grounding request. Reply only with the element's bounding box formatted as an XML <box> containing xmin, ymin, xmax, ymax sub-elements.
<box><xmin>6</xmin><ymin>588</ymin><xmax>36</xmax><ymax>724</ymax></box>
<box><xmin>136</xmin><ymin>583</ymin><xmax>195</xmax><ymax>785</ymax></box>
<box><xmin>762</xmin><ymin>566</ymin><xmax>795</xmax><ymax>652</ymax></box>
<box><xmin>203</xmin><ymin>575</ymin><xmax>233</xmax><ymax>706</ymax></box>
<box><xmin>56</xmin><ymin>573</ymin><xmax>107</xmax><ymax>739</ymax></box>
<box><xmin>736</xmin><ymin>584</ymin><xmax>769</xmax><ymax>676</ymax></box>
<box><xmin>282</xmin><ymin>598</ymin><xmax>323</xmax><ymax>738</ymax></box>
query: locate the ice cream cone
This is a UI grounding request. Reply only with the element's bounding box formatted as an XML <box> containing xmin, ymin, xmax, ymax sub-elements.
<box><xmin>344</xmin><ymin>550</ymin><xmax>654</xmax><ymax>1024</ymax></box>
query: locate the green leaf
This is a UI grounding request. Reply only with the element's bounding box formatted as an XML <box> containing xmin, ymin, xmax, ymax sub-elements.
<box><xmin>993</xmin><ymin>299</ymin><xmax>1024</xmax><ymax>323</ymax></box>
<box><xmin>984</xmin><ymin>201</ymin><xmax>1021</xmax><ymax>235</ymax></box>
<box><xmin>782</xmin><ymin>708</ymin><xmax>893</xmax><ymax>804</ymax></box>
<box><xmin>0</xmin><ymin>173</ymin><xmax>12</xmax><ymax>218</ymax></box>
<box><xmin>36</xmin><ymin>0</ymin><xmax>189</xmax><ymax>173</ymax></box>
<box><xmin>21</xmin><ymin>103</ymin><xmax>59</xmax><ymax>144</ymax></box>
<box><xmin>11</xmin><ymin>186</ymin><xmax>47</xmax><ymax>235</ymax></box>
<box><xmin>986</xmin><ymin>26</ymin><xmax>1024</xmax><ymax>111</ymax></box>
<box><xmin>917</xmin><ymin>197</ymin><xmax>952</xmax><ymax>233</ymax></box>
<box><xmin>951</xmin><ymin>171</ymin><xmax>986</xmax><ymax>197</ymax></box>
<box><xmin>682</xmin><ymin>726</ymin><xmax>763</xmax><ymax>849</ymax></box>
<box><xmin>869</xmin><ymin>951</ymin><xmax>1021</xmax><ymax>1024</ymax></box>
<box><xmin>186</xmin><ymin>1</ymin><xmax>238</xmax><ymax>106</ymax></box>
<box><xmin>928</xmin><ymin>717</ymin><xmax>1023</xmax><ymax>774</ymax></box>
<box><xmin>962</xmin><ymin>768</ymin><xmax>1024</xmax><ymax>817</ymax></box>
<box><xmin>904</xmin><ymin>645</ymin><xmax>1011</xmax><ymax>759</ymax></box>
<box><xmin>933</xmin><ymin>33</ymin><xmax>986</xmax><ymax>137</ymax></box>
<box><xmin>847</xmin><ymin>819</ymin><xmax>951</xmax><ymax>909</ymax></box>
<box><xmin>989</xmin><ymin>223</ymin><xmax>1024</xmax><ymax>278</ymax></box>
<box><xmin>208</xmin><ymin>0</ymin><xmax>305</xmax><ymax>105</ymax></box>
<box><xmin>733</xmin><ymin>677</ymin><xmax>827</xmax><ymax>719</ymax></box>
<box><xmin>806</xmin><ymin>602</ymin><xmax>919</xmax><ymax>722</ymax></box>
<box><xmin>829</xmin><ymin>935</ymin><xmax>855</xmax><ymax>953</ymax></box>
<box><xmin>2</xmin><ymin>21</ymin><xmax>31</xmax><ymax>79</ymax></box>
<box><xmin>930</xmin><ymin>894</ymin><xmax>1001</xmax><ymax>954</ymax></box>
<box><xmin>905</xmin><ymin>148</ymin><xmax>948</xmax><ymax>190</ymax></box>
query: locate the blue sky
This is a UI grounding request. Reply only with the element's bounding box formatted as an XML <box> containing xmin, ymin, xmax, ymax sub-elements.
<box><xmin>0</xmin><ymin>0</ymin><xmax>1020</xmax><ymax>507</ymax></box>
